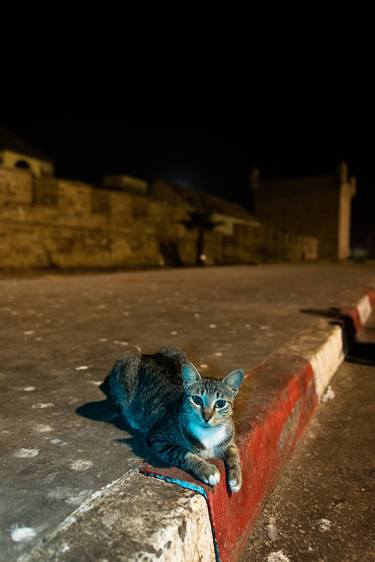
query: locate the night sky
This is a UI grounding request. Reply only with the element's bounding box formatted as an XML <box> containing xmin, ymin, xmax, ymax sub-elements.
<box><xmin>1</xmin><ymin>120</ymin><xmax>374</xmax><ymax>250</ymax></box>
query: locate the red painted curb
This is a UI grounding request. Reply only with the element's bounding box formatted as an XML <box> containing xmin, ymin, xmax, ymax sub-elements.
<box><xmin>140</xmin><ymin>288</ymin><xmax>374</xmax><ymax>562</ymax></box>
<box><xmin>141</xmin><ymin>354</ymin><xmax>317</xmax><ymax>562</ymax></box>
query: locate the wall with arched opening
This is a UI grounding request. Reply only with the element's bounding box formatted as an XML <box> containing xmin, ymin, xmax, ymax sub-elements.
<box><xmin>0</xmin><ymin>150</ymin><xmax>54</xmax><ymax>177</ymax></box>
<box><xmin>15</xmin><ymin>160</ymin><xmax>31</xmax><ymax>170</ymax></box>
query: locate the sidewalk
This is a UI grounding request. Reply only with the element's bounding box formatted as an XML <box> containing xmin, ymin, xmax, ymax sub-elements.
<box><xmin>0</xmin><ymin>264</ymin><xmax>374</xmax><ymax>561</ymax></box>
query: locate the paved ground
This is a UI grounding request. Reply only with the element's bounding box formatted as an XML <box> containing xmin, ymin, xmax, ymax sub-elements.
<box><xmin>240</xmin><ymin>314</ymin><xmax>375</xmax><ymax>562</ymax></box>
<box><xmin>0</xmin><ymin>263</ymin><xmax>374</xmax><ymax>561</ymax></box>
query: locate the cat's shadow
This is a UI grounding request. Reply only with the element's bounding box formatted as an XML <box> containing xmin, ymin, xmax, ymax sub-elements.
<box><xmin>75</xmin><ymin>398</ymin><xmax>170</xmax><ymax>468</ymax></box>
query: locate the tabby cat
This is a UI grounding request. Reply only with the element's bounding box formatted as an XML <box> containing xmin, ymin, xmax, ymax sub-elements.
<box><xmin>101</xmin><ymin>346</ymin><xmax>244</xmax><ymax>492</ymax></box>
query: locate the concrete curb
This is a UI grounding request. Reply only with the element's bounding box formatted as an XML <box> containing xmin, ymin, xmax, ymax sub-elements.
<box><xmin>20</xmin><ymin>470</ymin><xmax>215</xmax><ymax>562</ymax></box>
<box><xmin>141</xmin><ymin>287</ymin><xmax>375</xmax><ymax>562</ymax></box>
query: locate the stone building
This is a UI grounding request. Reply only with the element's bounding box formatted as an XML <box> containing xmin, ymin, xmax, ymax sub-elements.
<box><xmin>0</xmin><ymin>129</ymin><xmax>317</xmax><ymax>269</ymax></box>
<box><xmin>0</xmin><ymin>127</ymin><xmax>54</xmax><ymax>178</ymax></box>
<box><xmin>251</xmin><ymin>163</ymin><xmax>356</xmax><ymax>260</ymax></box>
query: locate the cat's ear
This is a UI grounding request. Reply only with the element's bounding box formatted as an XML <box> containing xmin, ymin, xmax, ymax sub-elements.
<box><xmin>222</xmin><ymin>369</ymin><xmax>244</xmax><ymax>394</ymax></box>
<box><xmin>181</xmin><ymin>363</ymin><xmax>201</xmax><ymax>388</ymax></box>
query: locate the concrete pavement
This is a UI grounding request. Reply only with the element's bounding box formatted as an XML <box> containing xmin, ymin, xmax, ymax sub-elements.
<box><xmin>0</xmin><ymin>264</ymin><xmax>374</xmax><ymax>561</ymax></box>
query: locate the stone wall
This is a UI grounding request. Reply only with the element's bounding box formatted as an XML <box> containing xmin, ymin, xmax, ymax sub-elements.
<box><xmin>221</xmin><ymin>223</ymin><xmax>317</xmax><ymax>264</ymax></box>
<box><xmin>0</xmin><ymin>166</ymin><xmax>317</xmax><ymax>270</ymax></box>
<box><xmin>0</xmin><ymin>167</ymin><xmax>163</xmax><ymax>269</ymax></box>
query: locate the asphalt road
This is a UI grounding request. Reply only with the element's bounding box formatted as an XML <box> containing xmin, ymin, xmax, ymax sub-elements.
<box><xmin>240</xmin><ymin>314</ymin><xmax>375</xmax><ymax>562</ymax></box>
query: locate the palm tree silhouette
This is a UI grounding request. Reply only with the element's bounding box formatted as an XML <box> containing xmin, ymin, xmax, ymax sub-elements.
<box><xmin>180</xmin><ymin>211</ymin><xmax>223</xmax><ymax>266</ymax></box>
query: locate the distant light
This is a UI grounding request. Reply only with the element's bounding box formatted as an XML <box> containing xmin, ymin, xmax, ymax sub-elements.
<box><xmin>170</xmin><ymin>176</ymin><xmax>196</xmax><ymax>189</ymax></box>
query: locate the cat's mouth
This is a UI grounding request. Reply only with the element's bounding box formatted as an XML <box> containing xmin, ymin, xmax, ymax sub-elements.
<box><xmin>200</xmin><ymin>418</ymin><xmax>219</xmax><ymax>427</ymax></box>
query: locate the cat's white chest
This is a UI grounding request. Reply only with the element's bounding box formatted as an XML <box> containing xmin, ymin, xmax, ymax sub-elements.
<box><xmin>189</xmin><ymin>422</ymin><xmax>227</xmax><ymax>457</ymax></box>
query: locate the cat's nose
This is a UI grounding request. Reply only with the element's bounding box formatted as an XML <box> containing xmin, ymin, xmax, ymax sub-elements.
<box><xmin>202</xmin><ymin>409</ymin><xmax>213</xmax><ymax>423</ymax></box>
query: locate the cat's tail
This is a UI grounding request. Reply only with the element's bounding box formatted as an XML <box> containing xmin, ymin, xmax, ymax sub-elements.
<box><xmin>100</xmin><ymin>352</ymin><xmax>141</xmax><ymax>412</ymax></box>
<box><xmin>99</xmin><ymin>374</ymin><xmax>111</xmax><ymax>400</ymax></box>
<box><xmin>99</xmin><ymin>359</ymin><xmax>126</xmax><ymax>405</ymax></box>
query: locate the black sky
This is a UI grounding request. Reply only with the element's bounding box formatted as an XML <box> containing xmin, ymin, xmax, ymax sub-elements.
<box><xmin>1</xmin><ymin>120</ymin><xmax>374</xmax><ymax>248</ymax></box>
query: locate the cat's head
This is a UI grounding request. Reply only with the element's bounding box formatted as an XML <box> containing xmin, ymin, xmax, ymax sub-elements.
<box><xmin>181</xmin><ymin>363</ymin><xmax>244</xmax><ymax>427</ymax></box>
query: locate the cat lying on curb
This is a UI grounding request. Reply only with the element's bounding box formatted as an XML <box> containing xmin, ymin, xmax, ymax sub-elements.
<box><xmin>100</xmin><ymin>346</ymin><xmax>244</xmax><ymax>492</ymax></box>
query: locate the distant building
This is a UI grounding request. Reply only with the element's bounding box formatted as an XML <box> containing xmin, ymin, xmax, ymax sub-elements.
<box><xmin>251</xmin><ymin>163</ymin><xmax>356</xmax><ymax>260</ymax></box>
<box><xmin>103</xmin><ymin>175</ymin><xmax>148</xmax><ymax>195</ymax></box>
<box><xmin>0</xmin><ymin>127</ymin><xmax>317</xmax><ymax>269</ymax></box>
<box><xmin>0</xmin><ymin>126</ymin><xmax>54</xmax><ymax>177</ymax></box>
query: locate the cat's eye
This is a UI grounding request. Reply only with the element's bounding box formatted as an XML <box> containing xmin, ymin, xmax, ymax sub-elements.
<box><xmin>215</xmin><ymin>399</ymin><xmax>227</xmax><ymax>409</ymax></box>
<box><xmin>191</xmin><ymin>395</ymin><xmax>203</xmax><ymax>406</ymax></box>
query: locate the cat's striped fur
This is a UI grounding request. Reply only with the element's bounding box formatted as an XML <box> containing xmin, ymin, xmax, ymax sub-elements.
<box><xmin>101</xmin><ymin>346</ymin><xmax>244</xmax><ymax>491</ymax></box>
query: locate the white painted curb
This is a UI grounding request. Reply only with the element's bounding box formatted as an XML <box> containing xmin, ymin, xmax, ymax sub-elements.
<box><xmin>357</xmin><ymin>294</ymin><xmax>372</xmax><ymax>325</ymax></box>
<box><xmin>309</xmin><ymin>325</ymin><xmax>345</xmax><ymax>400</ymax></box>
<box><xmin>309</xmin><ymin>291</ymin><xmax>373</xmax><ymax>401</ymax></box>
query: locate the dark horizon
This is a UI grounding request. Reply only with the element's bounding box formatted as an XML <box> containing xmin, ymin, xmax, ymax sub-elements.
<box><xmin>1</xmin><ymin>120</ymin><xmax>374</xmax><ymax>248</ymax></box>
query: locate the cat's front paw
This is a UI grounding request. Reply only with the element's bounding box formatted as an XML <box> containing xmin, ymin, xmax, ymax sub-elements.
<box><xmin>228</xmin><ymin>465</ymin><xmax>242</xmax><ymax>493</ymax></box>
<box><xmin>199</xmin><ymin>463</ymin><xmax>221</xmax><ymax>487</ymax></box>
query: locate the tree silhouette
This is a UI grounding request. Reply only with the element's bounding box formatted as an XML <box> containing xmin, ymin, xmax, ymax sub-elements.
<box><xmin>180</xmin><ymin>211</ymin><xmax>223</xmax><ymax>266</ymax></box>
